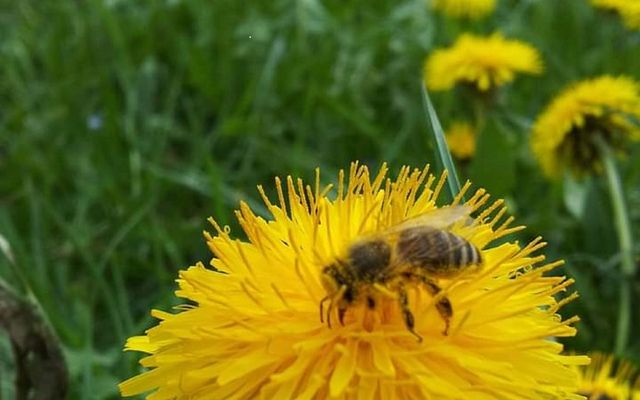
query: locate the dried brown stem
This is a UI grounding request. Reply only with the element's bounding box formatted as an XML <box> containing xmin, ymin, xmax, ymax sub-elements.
<box><xmin>0</xmin><ymin>282</ymin><xmax>68</xmax><ymax>400</ymax></box>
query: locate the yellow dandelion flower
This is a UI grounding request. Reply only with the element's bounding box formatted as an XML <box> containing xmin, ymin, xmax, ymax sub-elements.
<box><xmin>424</xmin><ymin>33</ymin><xmax>543</xmax><ymax>92</ymax></box>
<box><xmin>431</xmin><ymin>0</ymin><xmax>496</xmax><ymax>19</ymax></box>
<box><xmin>576</xmin><ymin>352</ymin><xmax>639</xmax><ymax>399</ymax></box>
<box><xmin>592</xmin><ymin>0</ymin><xmax>640</xmax><ymax>30</ymax></box>
<box><xmin>120</xmin><ymin>163</ymin><xmax>588</xmax><ymax>399</ymax></box>
<box><xmin>592</xmin><ymin>0</ymin><xmax>625</xmax><ymax>9</ymax></box>
<box><xmin>446</xmin><ymin>122</ymin><xmax>477</xmax><ymax>160</ymax></box>
<box><xmin>530</xmin><ymin>75</ymin><xmax>640</xmax><ymax>178</ymax></box>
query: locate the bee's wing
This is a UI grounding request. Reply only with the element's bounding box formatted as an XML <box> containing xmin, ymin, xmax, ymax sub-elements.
<box><xmin>370</xmin><ymin>206</ymin><xmax>478</xmax><ymax>276</ymax></box>
<box><xmin>380</xmin><ymin>205</ymin><xmax>473</xmax><ymax>237</ymax></box>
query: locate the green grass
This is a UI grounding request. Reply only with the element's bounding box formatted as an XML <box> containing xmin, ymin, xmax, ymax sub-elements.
<box><xmin>1</xmin><ymin>0</ymin><xmax>639</xmax><ymax>398</ymax></box>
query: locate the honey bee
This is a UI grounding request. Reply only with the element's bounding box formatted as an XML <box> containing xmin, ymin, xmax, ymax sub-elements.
<box><xmin>319</xmin><ymin>205</ymin><xmax>482</xmax><ymax>342</ymax></box>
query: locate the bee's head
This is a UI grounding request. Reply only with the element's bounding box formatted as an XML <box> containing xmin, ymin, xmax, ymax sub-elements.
<box><xmin>321</xmin><ymin>264</ymin><xmax>357</xmax><ymax>306</ymax></box>
<box><xmin>320</xmin><ymin>264</ymin><xmax>342</xmax><ymax>295</ymax></box>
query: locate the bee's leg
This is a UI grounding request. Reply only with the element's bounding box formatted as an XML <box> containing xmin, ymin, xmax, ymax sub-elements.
<box><xmin>412</xmin><ymin>275</ymin><xmax>453</xmax><ymax>336</ymax></box>
<box><xmin>338</xmin><ymin>286</ymin><xmax>356</xmax><ymax>326</ymax></box>
<box><xmin>338</xmin><ymin>306</ymin><xmax>347</xmax><ymax>326</ymax></box>
<box><xmin>323</xmin><ymin>285</ymin><xmax>347</xmax><ymax>329</ymax></box>
<box><xmin>319</xmin><ymin>296</ymin><xmax>330</xmax><ymax>323</ymax></box>
<box><xmin>366</xmin><ymin>296</ymin><xmax>376</xmax><ymax>309</ymax></box>
<box><xmin>324</xmin><ymin>295</ymin><xmax>336</xmax><ymax>328</ymax></box>
<box><xmin>397</xmin><ymin>284</ymin><xmax>423</xmax><ymax>342</ymax></box>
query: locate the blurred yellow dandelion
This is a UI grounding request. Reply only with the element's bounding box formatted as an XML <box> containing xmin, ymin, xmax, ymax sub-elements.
<box><xmin>424</xmin><ymin>33</ymin><xmax>543</xmax><ymax>92</ymax></box>
<box><xmin>120</xmin><ymin>163</ymin><xmax>588</xmax><ymax>399</ymax></box>
<box><xmin>530</xmin><ymin>75</ymin><xmax>640</xmax><ymax>178</ymax></box>
<box><xmin>576</xmin><ymin>352</ymin><xmax>639</xmax><ymax>399</ymax></box>
<box><xmin>446</xmin><ymin>122</ymin><xmax>477</xmax><ymax>160</ymax></box>
<box><xmin>431</xmin><ymin>0</ymin><xmax>497</xmax><ymax>19</ymax></box>
<box><xmin>592</xmin><ymin>0</ymin><xmax>640</xmax><ymax>30</ymax></box>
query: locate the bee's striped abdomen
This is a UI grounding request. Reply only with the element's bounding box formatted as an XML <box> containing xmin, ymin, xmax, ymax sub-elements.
<box><xmin>397</xmin><ymin>227</ymin><xmax>482</xmax><ymax>277</ymax></box>
<box><xmin>447</xmin><ymin>232</ymin><xmax>481</xmax><ymax>267</ymax></box>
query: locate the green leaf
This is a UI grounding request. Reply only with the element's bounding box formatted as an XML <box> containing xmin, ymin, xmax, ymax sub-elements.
<box><xmin>563</xmin><ymin>173</ymin><xmax>590</xmax><ymax>219</ymax></box>
<box><xmin>421</xmin><ymin>84</ymin><xmax>462</xmax><ymax>199</ymax></box>
<box><xmin>469</xmin><ymin>118</ymin><xmax>515</xmax><ymax>197</ymax></box>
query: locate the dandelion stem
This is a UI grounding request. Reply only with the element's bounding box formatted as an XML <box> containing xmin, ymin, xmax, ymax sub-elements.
<box><xmin>421</xmin><ymin>83</ymin><xmax>463</xmax><ymax>200</ymax></box>
<box><xmin>596</xmin><ymin>138</ymin><xmax>635</xmax><ymax>355</ymax></box>
<box><xmin>471</xmin><ymin>97</ymin><xmax>487</xmax><ymax>134</ymax></box>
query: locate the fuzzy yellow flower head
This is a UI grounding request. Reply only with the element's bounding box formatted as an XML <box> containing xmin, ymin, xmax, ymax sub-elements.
<box><xmin>120</xmin><ymin>163</ymin><xmax>588</xmax><ymax>399</ymax></box>
<box><xmin>592</xmin><ymin>0</ymin><xmax>640</xmax><ymax>30</ymax></box>
<box><xmin>424</xmin><ymin>33</ymin><xmax>543</xmax><ymax>92</ymax></box>
<box><xmin>530</xmin><ymin>75</ymin><xmax>640</xmax><ymax>178</ymax></box>
<box><xmin>446</xmin><ymin>122</ymin><xmax>477</xmax><ymax>160</ymax></box>
<box><xmin>431</xmin><ymin>0</ymin><xmax>496</xmax><ymax>19</ymax></box>
<box><xmin>576</xmin><ymin>352</ymin><xmax>640</xmax><ymax>399</ymax></box>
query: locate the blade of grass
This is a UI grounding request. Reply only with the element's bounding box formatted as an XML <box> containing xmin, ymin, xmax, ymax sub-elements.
<box><xmin>420</xmin><ymin>83</ymin><xmax>462</xmax><ymax>200</ymax></box>
<box><xmin>43</xmin><ymin>204</ymin><xmax>126</xmax><ymax>343</ymax></box>
<box><xmin>95</xmin><ymin>201</ymin><xmax>155</xmax><ymax>336</ymax></box>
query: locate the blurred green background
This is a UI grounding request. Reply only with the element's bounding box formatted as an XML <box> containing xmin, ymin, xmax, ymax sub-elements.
<box><xmin>1</xmin><ymin>0</ymin><xmax>639</xmax><ymax>398</ymax></box>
